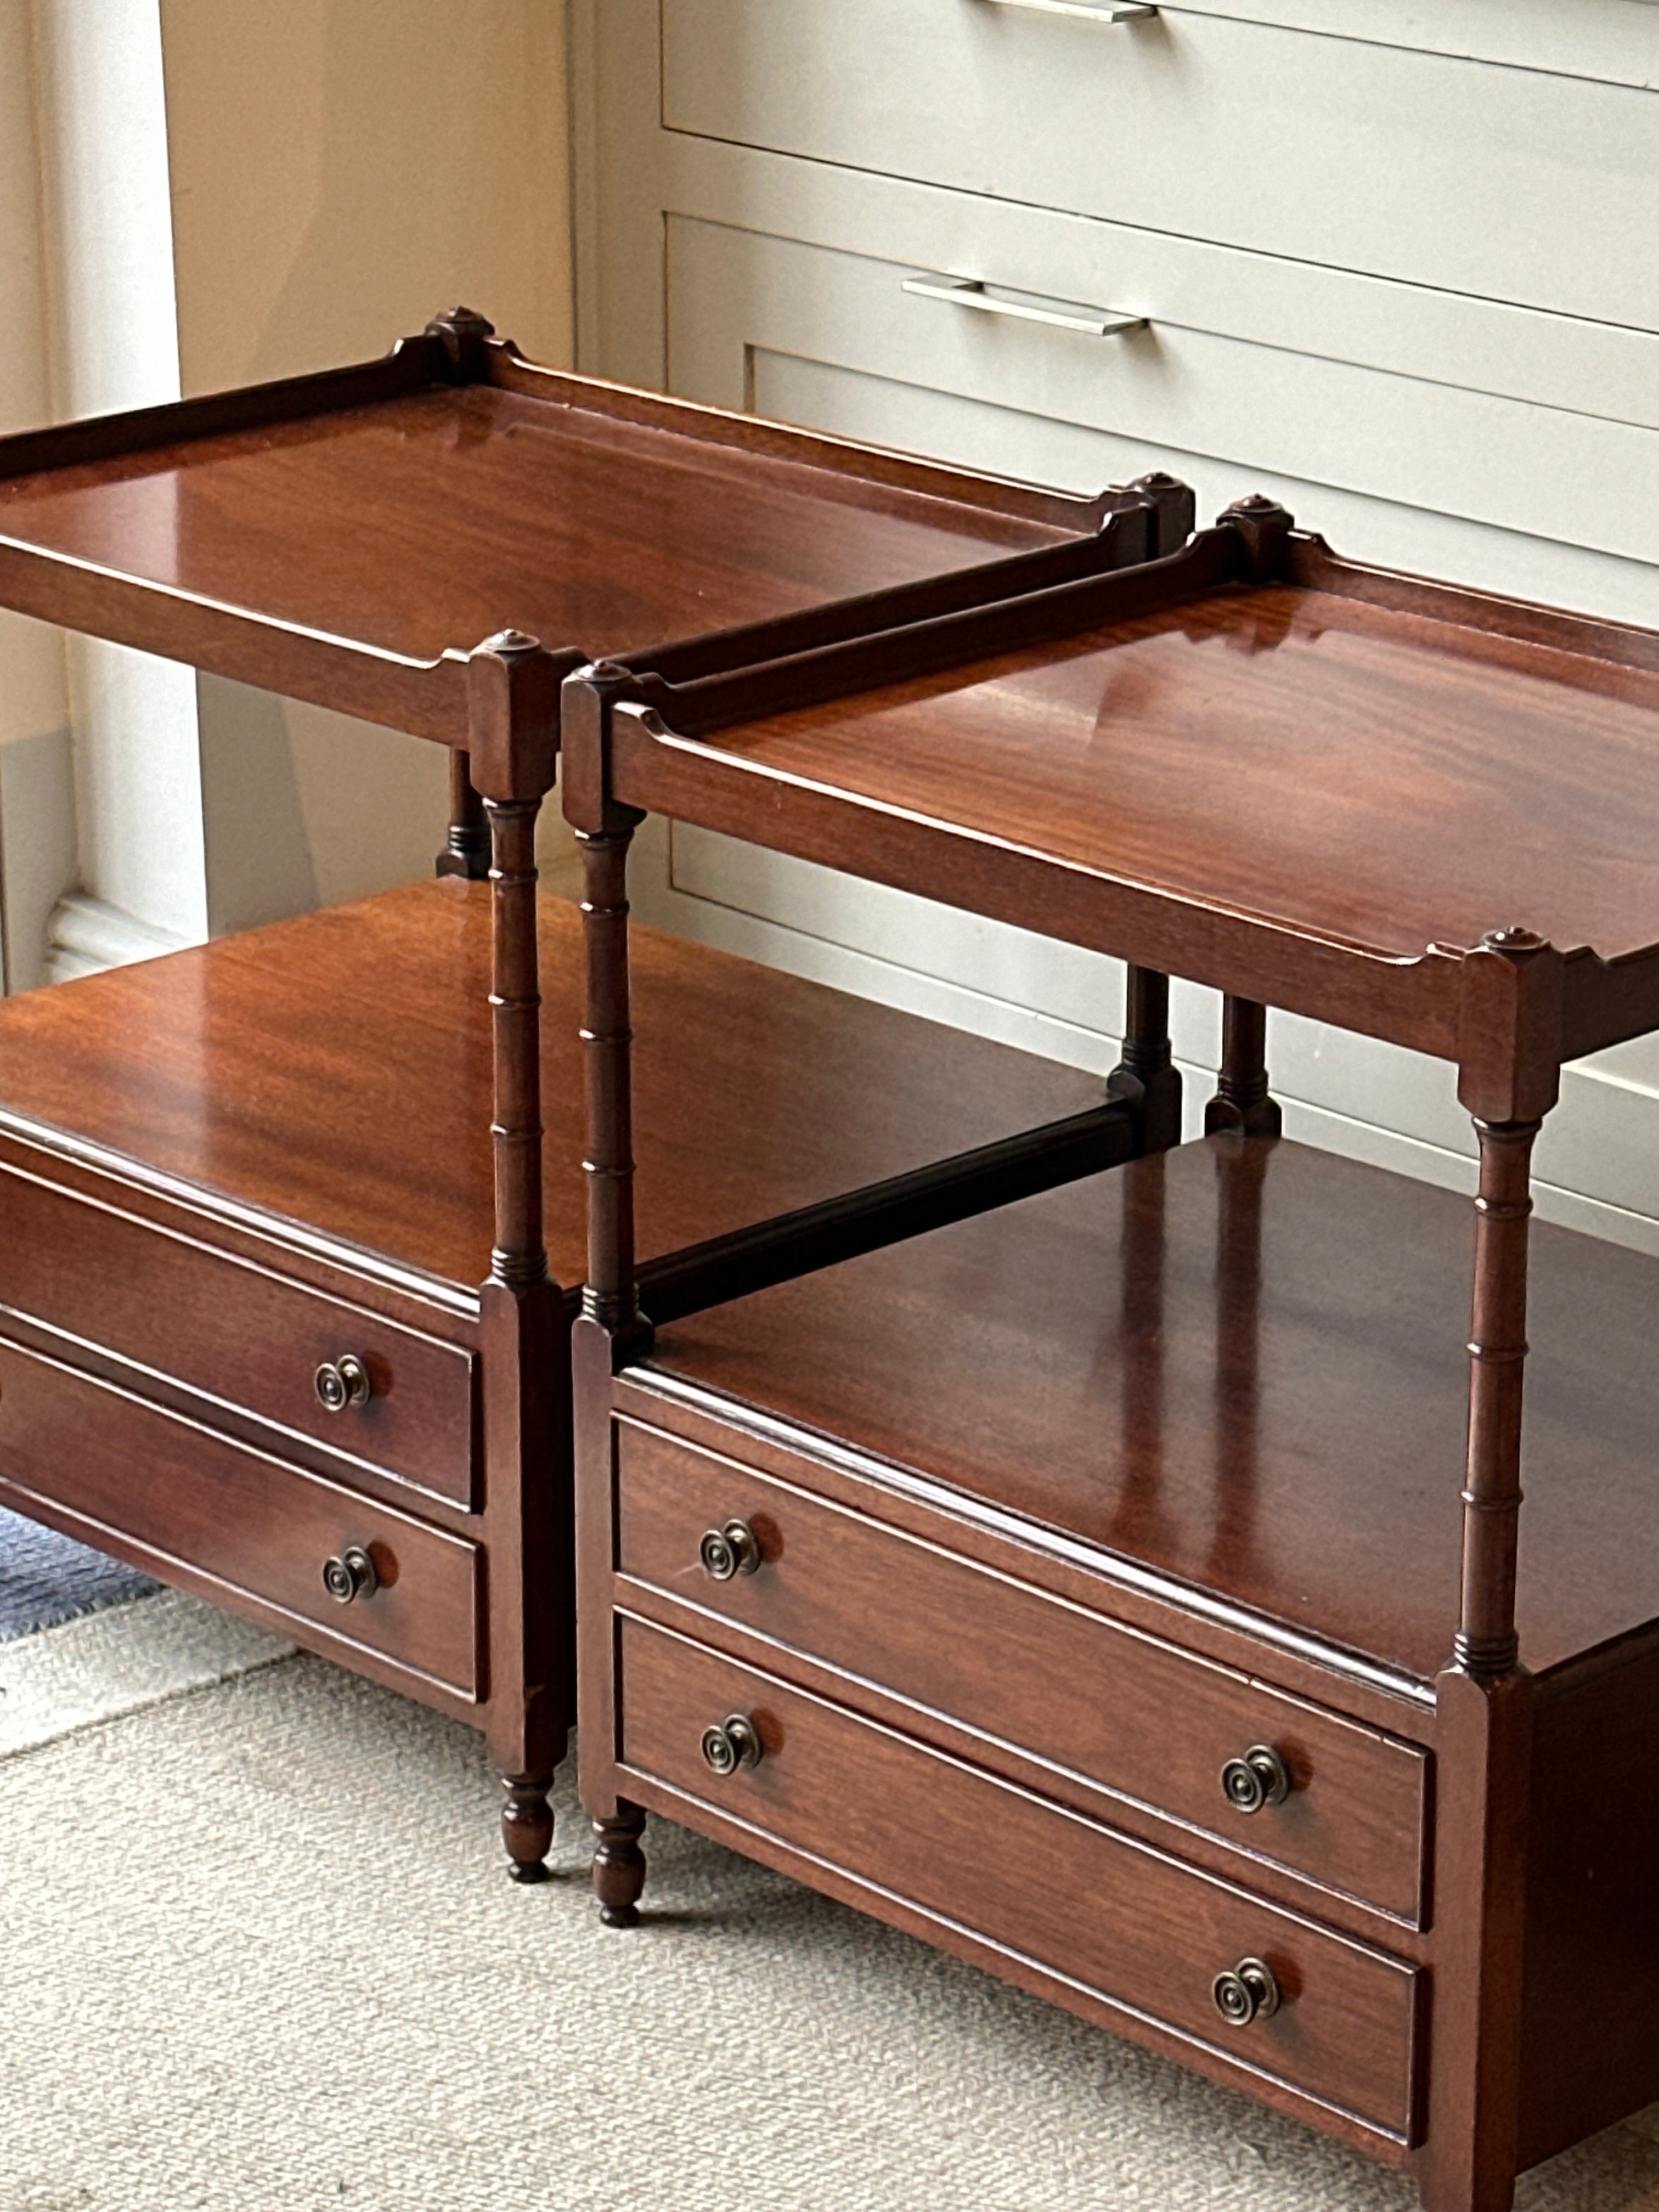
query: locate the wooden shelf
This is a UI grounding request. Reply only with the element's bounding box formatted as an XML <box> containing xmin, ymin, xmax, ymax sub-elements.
<box><xmin>0</xmin><ymin>878</ymin><xmax>1097</xmax><ymax>1300</ymax></box>
<box><xmin>0</xmin><ymin>320</ymin><xmax>1122</xmax><ymax>744</ymax></box>
<box><xmin>642</xmin><ymin>1135</ymin><xmax>1659</xmax><ymax>1687</ymax></box>
<box><xmin>593</xmin><ymin>520</ymin><xmax>1659</xmax><ymax>1068</ymax></box>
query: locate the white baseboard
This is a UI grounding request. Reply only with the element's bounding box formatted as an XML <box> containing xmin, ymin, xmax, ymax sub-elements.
<box><xmin>43</xmin><ymin>892</ymin><xmax>194</xmax><ymax>984</ymax></box>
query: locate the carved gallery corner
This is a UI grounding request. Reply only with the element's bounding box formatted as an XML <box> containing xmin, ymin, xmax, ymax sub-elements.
<box><xmin>2</xmin><ymin>318</ymin><xmax>1657</xmax><ymax>2212</ymax></box>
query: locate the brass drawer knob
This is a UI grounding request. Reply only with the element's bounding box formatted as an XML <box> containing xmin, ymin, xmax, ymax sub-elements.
<box><xmin>315</xmin><ymin>1354</ymin><xmax>373</xmax><ymax>1414</ymax></box>
<box><xmin>1221</xmin><ymin>1743</ymin><xmax>1291</xmax><ymax>1815</ymax></box>
<box><xmin>321</xmin><ymin>1544</ymin><xmax>379</xmax><ymax>1604</ymax></box>
<box><xmin>700</xmin><ymin>1713</ymin><xmax>764</xmax><ymax>1776</ymax></box>
<box><xmin>1212</xmin><ymin>1956</ymin><xmax>1282</xmax><ymax>2028</ymax></box>
<box><xmin>698</xmin><ymin>1519</ymin><xmax>763</xmax><ymax>1581</ymax></box>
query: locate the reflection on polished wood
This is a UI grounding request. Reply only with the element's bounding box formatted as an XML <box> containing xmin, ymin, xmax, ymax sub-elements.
<box><xmin>0</xmin><ymin>321</ymin><xmax>1132</xmax><ymax>746</ymax></box>
<box><xmin>0</xmin><ymin>879</ymin><xmax>1098</xmax><ymax>1296</ymax></box>
<box><xmin>662</xmin><ymin>581</ymin><xmax>1659</xmax><ymax>966</ymax></box>
<box><xmin>0</xmin><ymin>386</ymin><xmax>1068</xmax><ymax>667</ymax></box>
<box><xmin>589</xmin><ymin>520</ymin><xmax>1659</xmax><ymax>1071</ymax></box>
<box><xmin>646</xmin><ymin>1135</ymin><xmax>1659</xmax><ymax>1684</ymax></box>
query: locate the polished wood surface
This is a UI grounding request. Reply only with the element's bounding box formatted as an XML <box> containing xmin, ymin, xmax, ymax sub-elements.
<box><xmin>0</xmin><ymin>317</ymin><xmax>1144</xmax><ymax>749</ymax></box>
<box><xmin>589</xmin><ymin>517</ymin><xmax>1659</xmax><ymax>1072</ymax></box>
<box><xmin>0</xmin><ymin>380</ymin><xmax>1075</xmax><ymax>697</ymax></box>
<box><xmin>625</xmin><ymin>579</ymin><xmax>1659</xmax><ymax>967</ymax></box>
<box><xmin>564</xmin><ymin>481</ymin><xmax>1659</xmax><ymax>2206</ymax></box>
<box><xmin>0</xmin><ymin>879</ymin><xmax>1097</xmax><ymax>1295</ymax></box>
<box><xmin>1521</xmin><ymin>1642</ymin><xmax>1659</xmax><ymax>2167</ymax></box>
<box><xmin>615</xmin><ymin>1416</ymin><xmax>1430</xmax><ymax>1922</ymax></box>
<box><xmin>617</xmin><ymin>1615</ymin><xmax>1421</xmax><ymax>2147</ymax></box>
<box><xmin>644</xmin><ymin>1136</ymin><xmax>1659</xmax><ymax>1684</ymax></box>
<box><xmin>0</xmin><ymin>1332</ymin><xmax>479</xmax><ymax>1698</ymax></box>
<box><xmin>0</xmin><ymin>1160</ymin><xmax>475</xmax><ymax>1505</ymax></box>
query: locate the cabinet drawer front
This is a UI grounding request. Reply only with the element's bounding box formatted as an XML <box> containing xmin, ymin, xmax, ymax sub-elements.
<box><xmin>618</xmin><ymin>1616</ymin><xmax>1420</xmax><ymax>2141</ymax></box>
<box><xmin>616</xmin><ymin>1420</ymin><xmax>1428</xmax><ymax>1920</ymax></box>
<box><xmin>0</xmin><ymin>1165</ymin><xmax>475</xmax><ymax>1506</ymax></box>
<box><xmin>670</xmin><ymin>217</ymin><xmax>1659</xmax><ymax>576</ymax></box>
<box><xmin>663</xmin><ymin>1</ymin><xmax>1659</xmax><ymax>333</ymax></box>
<box><xmin>0</xmin><ymin>1336</ymin><xmax>479</xmax><ymax>1696</ymax></box>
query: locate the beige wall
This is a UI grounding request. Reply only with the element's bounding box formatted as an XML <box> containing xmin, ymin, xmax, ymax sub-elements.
<box><xmin>157</xmin><ymin>0</ymin><xmax>574</xmax><ymax>934</ymax></box>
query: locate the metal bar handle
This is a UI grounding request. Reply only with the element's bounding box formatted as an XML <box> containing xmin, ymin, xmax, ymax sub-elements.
<box><xmin>975</xmin><ymin>0</ymin><xmax>1156</xmax><ymax>20</ymax></box>
<box><xmin>901</xmin><ymin>276</ymin><xmax>1146</xmax><ymax>339</ymax></box>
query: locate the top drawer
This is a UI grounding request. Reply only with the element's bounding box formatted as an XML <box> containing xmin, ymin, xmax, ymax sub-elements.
<box><xmin>0</xmin><ymin>1163</ymin><xmax>475</xmax><ymax>1508</ymax></box>
<box><xmin>663</xmin><ymin>0</ymin><xmax>1659</xmax><ymax>332</ymax></box>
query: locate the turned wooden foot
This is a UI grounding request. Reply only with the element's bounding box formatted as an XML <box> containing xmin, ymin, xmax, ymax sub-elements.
<box><xmin>592</xmin><ymin>1805</ymin><xmax>647</xmax><ymax>1926</ymax></box>
<box><xmin>499</xmin><ymin>1772</ymin><xmax>555</xmax><ymax>1883</ymax></box>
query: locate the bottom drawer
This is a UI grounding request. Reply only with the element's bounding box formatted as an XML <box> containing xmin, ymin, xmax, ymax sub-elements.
<box><xmin>618</xmin><ymin>1616</ymin><xmax>1420</xmax><ymax>2143</ymax></box>
<box><xmin>0</xmin><ymin>1335</ymin><xmax>479</xmax><ymax>1698</ymax></box>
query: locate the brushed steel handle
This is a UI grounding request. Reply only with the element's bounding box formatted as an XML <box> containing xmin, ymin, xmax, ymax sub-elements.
<box><xmin>901</xmin><ymin>277</ymin><xmax>1146</xmax><ymax>338</ymax></box>
<box><xmin>1212</xmin><ymin>1956</ymin><xmax>1282</xmax><ymax>2027</ymax></box>
<box><xmin>1220</xmin><ymin>1744</ymin><xmax>1293</xmax><ymax>1816</ymax></box>
<box><xmin>314</xmin><ymin>1353</ymin><xmax>373</xmax><ymax>1413</ymax></box>
<box><xmin>699</xmin><ymin>1520</ymin><xmax>763</xmax><ymax>1582</ymax></box>
<box><xmin>700</xmin><ymin>1713</ymin><xmax>764</xmax><ymax>1776</ymax></box>
<box><xmin>321</xmin><ymin>1544</ymin><xmax>379</xmax><ymax>1605</ymax></box>
<box><xmin>975</xmin><ymin>0</ymin><xmax>1156</xmax><ymax>21</ymax></box>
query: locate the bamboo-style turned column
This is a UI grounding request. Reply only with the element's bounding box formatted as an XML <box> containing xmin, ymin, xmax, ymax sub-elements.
<box><xmin>1108</xmin><ymin>964</ymin><xmax>1182</xmax><ymax>1153</ymax></box>
<box><xmin>578</xmin><ymin>826</ymin><xmax>639</xmax><ymax>1333</ymax></box>
<box><xmin>1205</xmin><ymin>996</ymin><xmax>1282</xmax><ymax>1139</ymax></box>
<box><xmin>436</xmin><ymin>748</ymin><xmax>490</xmax><ymax>879</ymax></box>
<box><xmin>483</xmin><ymin>794</ymin><xmax>547</xmax><ymax>1290</ymax></box>
<box><xmin>1457</xmin><ymin>1118</ymin><xmax>1539</xmax><ymax>1679</ymax></box>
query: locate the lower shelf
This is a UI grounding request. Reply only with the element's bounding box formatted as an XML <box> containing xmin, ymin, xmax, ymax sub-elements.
<box><xmin>641</xmin><ymin>1133</ymin><xmax>1659</xmax><ymax>1686</ymax></box>
<box><xmin>0</xmin><ymin>873</ymin><xmax>1094</xmax><ymax>1770</ymax></box>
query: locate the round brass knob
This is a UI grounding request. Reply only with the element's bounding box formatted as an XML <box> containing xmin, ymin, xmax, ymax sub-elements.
<box><xmin>698</xmin><ymin>1520</ymin><xmax>763</xmax><ymax>1582</ymax></box>
<box><xmin>1220</xmin><ymin>1743</ymin><xmax>1291</xmax><ymax>1816</ymax></box>
<box><xmin>1212</xmin><ymin>1956</ymin><xmax>1282</xmax><ymax>2027</ymax></box>
<box><xmin>314</xmin><ymin>1354</ymin><xmax>373</xmax><ymax>1414</ymax></box>
<box><xmin>699</xmin><ymin>1713</ymin><xmax>764</xmax><ymax>1776</ymax></box>
<box><xmin>321</xmin><ymin>1544</ymin><xmax>379</xmax><ymax>1605</ymax></box>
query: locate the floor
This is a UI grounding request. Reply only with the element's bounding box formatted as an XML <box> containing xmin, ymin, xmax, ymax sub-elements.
<box><xmin>0</xmin><ymin>1504</ymin><xmax>154</xmax><ymax>1641</ymax></box>
<box><xmin>1</xmin><ymin>1588</ymin><xmax>1656</xmax><ymax>2212</ymax></box>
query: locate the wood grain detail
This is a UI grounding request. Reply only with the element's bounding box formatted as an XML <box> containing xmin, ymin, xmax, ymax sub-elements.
<box><xmin>616</xmin><ymin>1417</ymin><xmax>1429</xmax><ymax>1922</ymax></box>
<box><xmin>645</xmin><ymin>1136</ymin><xmax>1659</xmax><ymax>1684</ymax></box>
<box><xmin>0</xmin><ymin>878</ymin><xmax>1097</xmax><ymax>1296</ymax></box>
<box><xmin>0</xmin><ymin>1162</ymin><xmax>476</xmax><ymax>1506</ymax></box>
<box><xmin>617</xmin><ymin>1615</ymin><xmax>1421</xmax><ymax>2142</ymax></box>
<box><xmin>0</xmin><ymin>1333</ymin><xmax>479</xmax><ymax>1697</ymax></box>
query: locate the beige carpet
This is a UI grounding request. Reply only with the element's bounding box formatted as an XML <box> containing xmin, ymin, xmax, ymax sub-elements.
<box><xmin>1</xmin><ymin>1614</ymin><xmax>1657</xmax><ymax>2212</ymax></box>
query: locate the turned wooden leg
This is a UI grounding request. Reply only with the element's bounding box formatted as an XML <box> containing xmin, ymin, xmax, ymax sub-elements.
<box><xmin>1205</xmin><ymin>995</ymin><xmax>1282</xmax><ymax>1138</ymax></box>
<box><xmin>436</xmin><ymin>747</ymin><xmax>490</xmax><ymax>879</ymax></box>
<box><xmin>1420</xmin><ymin>1113</ymin><xmax>1542</xmax><ymax>2212</ymax></box>
<box><xmin>1107</xmin><ymin>964</ymin><xmax>1182</xmax><ymax>1154</ymax></box>
<box><xmin>592</xmin><ymin>1804</ymin><xmax>647</xmax><ymax>1927</ymax></box>
<box><xmin>499</xmin><ymin>1771</ymin><xmax>555</xmax><ymax>1884</ymax></box>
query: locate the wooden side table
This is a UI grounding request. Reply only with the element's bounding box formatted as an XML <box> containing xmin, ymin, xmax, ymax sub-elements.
<box><xmin>0</xmin><ymin>310</ymin><xmax>1180</xmax><ymax>1876</ymax></box>
<box><xmin>566</xmin><ymin>494</ymin><xmax>1659</xmax><ymax>2210</ymax></box>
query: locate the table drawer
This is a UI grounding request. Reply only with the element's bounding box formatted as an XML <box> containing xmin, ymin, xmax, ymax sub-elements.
<box><xmin>0</xmin><ymin>1163</ymin><xmax>475</xmax><ymax>1506</ymax></box>
<box><xmin>617</xmin><ymin>1419</ymin><xmax>1429</xmax><ymax>1920</ymax></box>
<box><xmin>0</xmin><ymin>1334</ymin><xmax>479</xmax><ymax>1697</ymax></box>
<box><xmin>663</xmin><ymin>0</ymin><xmax>1659</xmax><ymax>334</ymax></box>
<box><xmin>618</xmin><ymin>1616</ymin><xmax>1421</xmax><ymax>2142</ymax></box>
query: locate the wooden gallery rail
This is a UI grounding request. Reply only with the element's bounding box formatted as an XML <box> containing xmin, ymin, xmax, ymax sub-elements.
<box><xmin>566</xmin><ymin>491</ymin><xmax>1659</xmax><ymax>2212</ymax></box>
<box><xmin>0</xmin><ymin>309</ymin><xmax>1190</xmax><ymax>1876</ymax></box>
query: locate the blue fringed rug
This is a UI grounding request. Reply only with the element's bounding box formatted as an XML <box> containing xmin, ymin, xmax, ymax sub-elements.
<box><xmin>0</xmin><ymin>1506</ymin><xmax>156</xmax><ymax>1643</ymax></box>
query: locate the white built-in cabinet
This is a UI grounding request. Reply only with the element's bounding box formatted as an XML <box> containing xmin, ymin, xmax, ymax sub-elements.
<box><xmin>569</xmin><ymin>0</ymin><xmax>1659</xmax><ymax>1251</ymax></box>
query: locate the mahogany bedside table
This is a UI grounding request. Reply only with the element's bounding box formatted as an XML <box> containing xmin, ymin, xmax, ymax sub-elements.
<box><xmin>0</xmin><ymin>308</ymin><xmax>1185</xmax><ymax>1877</ymax></box>
<box><xmin>566</xmin><ymin>494</ymin><xmax>1659</xmax><ymax>2211</ymax></box>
